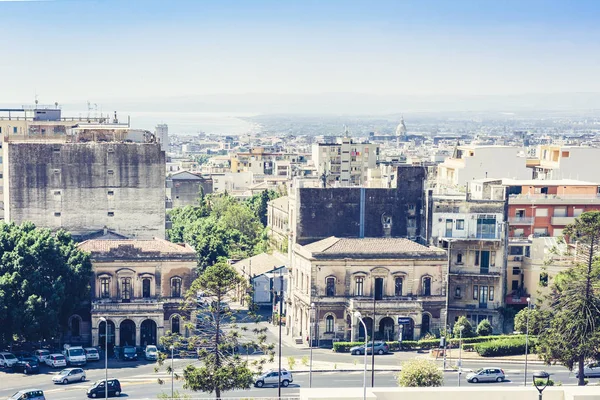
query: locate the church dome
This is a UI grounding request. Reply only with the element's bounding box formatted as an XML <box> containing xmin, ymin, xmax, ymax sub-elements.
<box><xmin>395</xmin><ymin>117</ymin><xmax>407</xmax><ymax>136</ymax></box>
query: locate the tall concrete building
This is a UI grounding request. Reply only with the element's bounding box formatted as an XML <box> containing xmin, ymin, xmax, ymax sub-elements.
<box><xmin>3</xmin><ymin>139</ymin><xmax>166</xmax><ymax>239</ymax></box>
<box><xmin>155</xmin><ymin>124</ymin><xmax>169</xmax><ymax>152</ymax></box>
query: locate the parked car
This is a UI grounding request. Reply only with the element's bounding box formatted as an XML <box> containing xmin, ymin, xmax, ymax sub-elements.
<box><xmin>8</xmin><ymin>389</ymin><xmax>45</xmax><ymax>400</ymax></box>
<box><xmin>13</xmin><ymin>357</ymin><xmax>40</xmax><ymax>374</ymax></box>
<box><xmin>34</xmin><ymin>350</ymin><xmax>51</xmax><ymax>364</ymax></box>
<box><xmin>84</xmin><ymin>348</ymin><xmax>100</xmax><ymax>361</ymax></box>
<box><xmin>254</xmin><ymin>369</ymin><xmax>293</xmax><ymax>388</ymax></box>
<box><xmin>350</xmin><ymin>342</ymin><xmax>389</xmax><ymax>355</ymax></box>
<box><xmin>122</xmin><ymin>346</ymin><xmax>138</xmax><ymax>361</ymax></box>
<box><xmin>62</xmin><ymin>345</ymin><xmax>87</xmax><ymax>366</ymax></box>
<box><xmin>52</xmin><ymin>368</ymin><xmax>86</xmax><ymax>384</ymax></box>
<box><xmin>86</xmin><ymin>378</ymin><xmax>121</xmax><ymax>398</ymax></box>
<box><xmin>466</xmin><ymin>368</ymin><xmax>506</xmax><ymax>383</ymax></box>
<box><xmin>144</xmin><ymin>345</ymin><xmax>158</xmax><ymax>361</ymax></box>
<box><xmin>575</xmin><ymin>362</ymin><xmax>600</xmax><ymax>378</ymax></box>
<box><xmin>45</xmin><ymin>354</ymin><xmax>67</xmax><ymax>368</ymax></box>
<box><xmin>0</xmin><ymin>352</ymin><xmax>18</xmax><ymax>368</ymax></box>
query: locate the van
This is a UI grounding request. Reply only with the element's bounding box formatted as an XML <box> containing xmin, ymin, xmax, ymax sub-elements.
<box><xmin>86</xmin><ymin>379</ymin><xmax>121</xmax><ymax>398</ymax></box>
<box><xmin>62</xmin><ymin>345</ymin><xmax>87</xmax><ymax>366</ymax></box>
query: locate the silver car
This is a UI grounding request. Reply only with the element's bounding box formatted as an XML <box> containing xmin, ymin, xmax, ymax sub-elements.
<box><xmin>466</xmin><ymin>367</ymin><xmax>506</xmax><ymax>383</ymax></box>
<box><xmin>254</xmin><ymin>369</ymin><xmax>293</xmax><ymax>388</ymax></box>
<box><xmin>9</xmin><ymin>389</ymin><xmax>45</xmax><ymax>400</ymax></box>
<box><xmin>52</xmin><ymin>368</ymin><xmax>86</xmax><ymax>384</ymax></box>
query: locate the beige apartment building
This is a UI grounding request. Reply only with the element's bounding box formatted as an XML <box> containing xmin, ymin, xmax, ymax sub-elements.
<box><xmin>289</xmin><ymin>237</ymin><xmax>447</xmax><ymax>344</ymax></box>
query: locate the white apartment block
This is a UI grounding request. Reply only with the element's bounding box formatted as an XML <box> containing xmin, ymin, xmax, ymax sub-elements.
<box><xmin>155</xmin><ymin>124</ymin><xmax>169</xmax><ymax>152</ymax></box>
<box><xmin>530</xmin><ymin>145</ymin><xmax>600</xmax><ymax>183</ymax></box>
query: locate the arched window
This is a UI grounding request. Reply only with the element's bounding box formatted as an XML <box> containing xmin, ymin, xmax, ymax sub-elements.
<box><xmin>171</xmin><ymin>316</ymin><xmax>180</xmax><ymax>335</ymax></box>
<box><xmin>325</xmin><ymin>315</ymin><xmax>335</xmax><ymax>333</ymax></box>
<box><xmin>355</xmin><ymin>277</ymin><xmax>364</xmax><ymax>296</ymax></box>
<box><xmin>70</xmin><ymin>316</ymin><xmax>81</xmax><ymax>337</ymax></box>
<box><xmin>171</xmin><ymin>277</ymin><xmax>182</xmax><ymax>298</ymax></box>
<box><xmin>422</xmin><ymin>276</ymin><xmax>432</xmax><ymax>296</ymax></box>
<box><xmin>395</xmin><ymin>277</ymin><xmax>403</xmax><ymax>296</ymax></box>
<box><xmin>422</xmin><ymin>314</ymin><xmax>431</xmax><ymax>336</ymax></box>
<box><xmin>326</xmin><ymin>277</ymin><xmax>335</xmax><ymax>297</ymax></box>
<box><xmin>121</xmin><ymin>277</ymin><xmax>132</xmax><ymax>301</ymax></box>
<box><xmin>142</xmin><ymin>278</ymin><xmax>151</xmax><ymax>298</ymax></box>
<box><xmin>100</xmin><ymin>278</ymin><xmax>110</xmax><ymax>298</ymax></box>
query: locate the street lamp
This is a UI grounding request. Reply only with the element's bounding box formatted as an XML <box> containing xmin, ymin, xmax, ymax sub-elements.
<box><xmin>98</xmin><ymin>317</ymin><xmax>108</xmax><ymax>400</ymax></box>
<box><xmin>354</xmin><ymin>311</ymin><xmax>368</xmax><ymax>400</ymax></box>
<box><xmin>309</xmin><ymin>303</ymin><xmax>315</xmax><ymax>388</ymax></box>
<box><xmin>170</xmin><ymin>345</ymin><xmax>174</xmax><ymax>399</ymax></box>
<box><xmin>458</xmin><ymin>325</ymin><xmax>464</xmax><ymax>387</ymax></box>
<box><xmin>533</xmin><ymin>371</ymin><xmax>551</xmax><ymax>400</ymax></box>
<box><xmin>524</xmin><ymin>297</ymin><xmax>531</xmax><ymax>387</ymax></box>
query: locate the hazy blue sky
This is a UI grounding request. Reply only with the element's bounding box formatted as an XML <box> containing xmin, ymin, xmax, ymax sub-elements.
<box><xmin>2</xmin><ymin>0</ymin><xmax>600</xmax><ymax>105</ymax></box>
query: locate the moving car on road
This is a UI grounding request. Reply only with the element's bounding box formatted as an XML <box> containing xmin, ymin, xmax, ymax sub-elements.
<box><xmin>53</xmin><ymin>368</ymin><xmax>86</xmax><ymax>384</ymax></box>
<box><xmin>87</xmin><ymin>378</ymin><xmax>121</xmax><ymax>398</ymax></box>
<box><xmin>0</xmin><ymin>352</ymin><xmax>18</xmax><ymax>368</ymax></box>
<box><xmin>13</xmin><ymin>357</ymin><xmax>41</xmax><ymax>374</ymax></box>
<box><xmin>350</xmin><ymin>341</ymin><xmax>389</xmax><ymax>355</ymax></box>
<box><xmin>144</xmin><ymin>345</ymin><xmax>158</xmax><ymax>361</ymax></box>
<box><xmin>466</xmin><ymin>368</ymin><xmax>506</xmax><ymax>383</ymax></box>
<box><xmin>8</xmin><ymin>389</ymin><xmax>45</xmax><ymax>400</ymax></box>
<box><xmin>45</xmin><ymin>354</ymin><xmax>67</xmax><ymax>368</ymax></box>
<box><xmin>575</xmin><ymin>362</ymin><xmax>600</xmax><ymax>378</ymax></box>
<box><xmin>84</xmin><ymin>348</ymin><xmax>100</xmax><ymax>361</ymax></box>
<box><xmin>254</xmin><ymin>369</ymin><xmax>293</xmax><ymax>388</ymax></box>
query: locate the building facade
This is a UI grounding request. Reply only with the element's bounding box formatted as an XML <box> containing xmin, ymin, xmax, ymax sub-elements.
<box><xmin>267</xmin><ymin>196</ymin><xmax>289</xmax><ymax>253</ymax></box>
<box><xmin>78</xmin><ymin>238</ymin><xmax>196</xmax><ymax>351</ymax></box>
<box><xmin>155</xmin><ymin>124</ymin><xmax>169</xmax><ymax>152</ymax></box>
<box><xmin>529</xmin><ymin>145</ymin><xmax>600</xmax><ymax>182</ymax></box>
<box><xmin>166</xmin><ymin>170</ymin><xmax>213</xmax><ymax>209</ymax></box>
<box><xmin>289</xmin><ymin>237</ymin><xmax>447</xmax><ymax>345</ymax></box>
<box><xmin>312</xmin><ymin>138</ymin><xmax>379</xmax><ymax>187</ymax></box>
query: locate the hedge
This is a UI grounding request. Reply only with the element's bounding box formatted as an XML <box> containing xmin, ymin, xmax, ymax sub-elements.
<box><xmin>475</xmin><ymin>337</ymin><xmax>537</xmax><ymax>357</ymax></box>
<box><xmin>462</xmin><ymin>344</ymin><xmax>475</xmax><ymax>352</ymax></box>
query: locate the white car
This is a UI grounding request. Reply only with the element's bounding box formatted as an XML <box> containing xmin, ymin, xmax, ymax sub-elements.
<box><xmin>46</xmin><ymin>354</ymin><xmax>67</xmax><ymax>368</ymax></box>
<box><xmin>0</xmin><ymin>352</ymin><xmax>18</xmax><ymax>368</ymax></box>
<box><xmin>53</xmin><ymin>368</ymin><xmax>86</xmax><ymax>384</ymax></box>
<box><xmin>144</xmin><ymin>345</ymin><xmax>158</xmax><ymax>361</ymax></box>
<box><xmin>84</xmin><ymin>348</ymin><xmax>100</xmax><ymax>361</ymax></box>
<box><xmin>34</xmin><ymin>349</ymin><xmax>51</xmax><ymax>363</ymax></box>
<box><xmin>254</xmin><ymin>369</ymin><xmax>293</xmax><ymax>388</ymax></box>
<box><xmin>576</xmin><ymin>362</ymin><xmax>600</xmax><ymax>378</ymax></box>
<box><xmin>63</xmin><ymin>345</ymin><xmax>86</xmax><ymax>366</ymax></box>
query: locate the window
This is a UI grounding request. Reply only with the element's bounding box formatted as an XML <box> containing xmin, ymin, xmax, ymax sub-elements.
<box><xmin>473</xmin><ymin>285</ymin><xmax>479</xmax><ymax>300</ymax></box>
<box><xmin>489</xmin><ymin>286</ymin><xmax>494</xmax><ymax>301</ymax></box>
<box><xmin>490</xmin><ymin>251</ymin><xmax>496</xmax><ymax>267</ymax></box>
<box><xmin>107</xmin><ymin>169</ymin><xmax>114</xmax><ymax>175</ymax></box>
<box><xmin>54</xmin><ymin>190</ymin><xmax>61</xmax><ymax>195</ymax></box>
<box><xmin>535</xmin><ymin>208</ymin><xmax>548</xmax><ymax>217</ymax></box>
<box><xmin>100</xmin><ymin>278</ymin><xmax>110</xmax><ymax>298</ymax></box>
<box><xmin>512</xmin><ymin>267</ymin><xmax>521</xmax><ymax>275</ymax></box>
<box><xmin>422</xmin><ymin>276</ymin><xmax>431</xmax><ymax>296</ymax></box>
<box><xmin>510</xmin><ymin>246</ymin><xmax>524</xmax><ymax>255</ymax></box>
<box><xmin>325</xmin><ymin>315</ymin><xmax>334</xmax><ymax>333</ymax></box>
<box><xmin>54</xmin><ymin>212</ymin><xmax>61</xmax><ymax>217</ymax></box>
<box><xmin>142</xmin><ymin>278</ymin><xmax>151</xmax><ymax>298</ymax></box>
<box><xmin>374</xmin><ymin>277</ymin><xmax>384</xmax><ymax>300</ymax></box>
<box><xmin>107</xmin><ymin>212</ymin><xmax>114</xmax><ymax>217</ymax></box>
<box><xmin>456</xmin><ymin>219</ymin><xmax>465</xmax><ymax>230</ymax></box>
<box><xmin>326</xmin><ymin>277</ymin><xmax>335</xmax><ymax>297</ymax></box>
<box><xmin>456</xmin><ymin>252</ymin><xmax>463</xmax><ymax>264</ymax></box>
<box><xmin>171</xmin><ymin>277</ymin><xmax>182</xmax><ymax>297</ymax></box>
<box><xmin>394</xmin><ymin>277</ymin><xmax>403</xmax><ymax>296</ymax></box>
<box><xmin>108</xmin><ymin>190</ymin><xmax>114</xmax><ymax>196</ymax></box>
<box><xmin>474</xmin><ymin>251</ymin><xmax>480</xmax><ymax>266</ymax></box>
<box><xmin>511</xmin><ymin>280</ymin><xmax>519</xmax><ymax>291</ymax></box>
<box><xmin>455</xmin><ymin>287</ymin><xmax>461</xmax><ymax>298</ymax></box>
<box><xmin>355</xmin><ymin>277</ymin><xmax>364</xmax><ymax>296</ymax></box>
<box><xmin>121</xmin><ymin>278</ymin><xmax>132</xmax><ymax>301</ymax></box>
<box><xmin>171</xmin><ymin>316</ymin><xmax>180</xmax><ymax>335</ymax></box>
<box><xmin>13</xmin><ymin>126</ymin><xmax>17</xmax><ymax>134</ymax></box>
<box><xmin>71</xmin><ymin>317</ymin><xmax>80</xmax><ymax>337</ymax></box>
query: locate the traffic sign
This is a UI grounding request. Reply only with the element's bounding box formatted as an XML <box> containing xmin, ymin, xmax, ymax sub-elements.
<box><xmin>397</xmin><ymin>317</ymin><xmax>412</xmax><ymax>325</ymax></box>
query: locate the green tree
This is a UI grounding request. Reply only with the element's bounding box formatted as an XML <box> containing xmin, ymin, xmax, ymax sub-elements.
<box><xmin>476</xmin><ymin>319</ymin><xmax>493</xmax><ymax>336</ymax></box>
<box><xmin>157</xmin><ymin>262</ymin><xmax>273</xmax><ymax>399</ymax></box>
<box><xmin>397</xmin><ymin>359</ymin><xmax>443</xmax><ymax>387</ymax></box>
<box><xmin>513</xmin><ymin>307</ymin><xmax>549</xmax><ymax>336</ymax></box>
<box><xmin>537</xmin><ymin>211</ymin><xmax>600</xmax><ymax>386</ymax></box>
<box><xmin>0</xmin><ymin>222</ymin><xmax>92</xmax><ymax>347</ymax></box>
<box><xmin>453</xmin><ymin>316</ymin><xmax>475</xmax><ymax>338</ymax></box>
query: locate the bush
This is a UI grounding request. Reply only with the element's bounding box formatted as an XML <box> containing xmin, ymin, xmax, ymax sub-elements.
<box><xmin>398</xmin><ymin>359</ymin><xmax>443</xmax><ymax>387</ymax></box>
<box><xmin>475</xmin><ymin>337</ymin><xmax>537</xmax><ymax>357</ymax></box>
<box><xmin>533</xmin><ymin>378</ymin><xmax>554</xmax><ymax>387</ymax></box>
<box><xmin>462</xmin><ymin>344</ymin><xmax>475</xmax><ymax>352</ymax></box>
<box><xmin>476</xmin><ymin>319</ymin><xmax>493</xmax><ymax>336</ymax></box>
<box><xmin>453</xmin><ymin>316</ymin><xmax>476</xmax><ymax>338</ymax></box>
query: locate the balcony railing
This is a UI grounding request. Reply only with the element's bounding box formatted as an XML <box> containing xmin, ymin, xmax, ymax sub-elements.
<box><xmin>92</xmin><ymin>300</ymin><xmax>163</xmax><ymax>312</ymax></box>
<box><xmin>449</xmin><ymin>267</ymin><xmax>502</xmax><ymax>276</ymax></box>
<box><xmin>509</xmin><ymin>217</ymin><xmax>534</xmax><ymax>225</ymax></box>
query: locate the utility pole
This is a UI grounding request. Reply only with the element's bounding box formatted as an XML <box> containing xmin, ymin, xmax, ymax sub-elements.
<box><xmin>371</xmin><ymin>292</ymin><xmax>376</xmax><ymax>387</ymax></box>
<box><xmin>278</xmin><ymin>268</ymin><xmax>284</xmax><ymax>399</ymax></box>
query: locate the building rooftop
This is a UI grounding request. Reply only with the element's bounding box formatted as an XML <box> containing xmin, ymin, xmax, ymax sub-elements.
<box><xmin>232</xmin><ymin>252</ymin><xmax>287</xmax><ymax>277</ymax></box>
<box><xmin>471</xmin><ymin>178</ymin><xmax>598</xmax><ymax>186</ymax></box>
<box><xmin>301</xmin><ymin>237</ymin><xmax>446</xmax><ymax>259</ymax></box>
<box><xmin>269</xmin><ymin>196</ymin><xmax>289</xmax><ymax>210</ymax></box>
<box><xmin>78</xmin><ymin>238</ymin><xmax>196</xmax><ymax>260</ymax></box>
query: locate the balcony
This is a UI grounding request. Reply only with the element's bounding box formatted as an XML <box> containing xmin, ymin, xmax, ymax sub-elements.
<box><xmin>448</xmin><ymin>301</ymin><xmax>501</xmax><ymax>311</ymax></box>
<box><xmin>509</xmin><ymin>217</ymin><xmax>534</xmax><ymax>225</ymax></box>
<box><xmin>348</xmin><ymin>295</ymin><xmax>445</xmax><ymax>311</ymax></box>
<box><xmin>92</xmin><ymin>299</ymin><xmax>164</xmax><ymax>313</ymax></box>
<box><xmin>551</xmin><ymin>216</ymin><xmax>576</xmax><ymax>225</ymax></box>
<box><xmin>509</xmin><ymin>193</ymin><xmax>600</xmax><ymax>205</ymax></box>
<box><xmin>449</xmin><ymin>267</ymin><xmax>502</xmax><ymax>276</ymax></box>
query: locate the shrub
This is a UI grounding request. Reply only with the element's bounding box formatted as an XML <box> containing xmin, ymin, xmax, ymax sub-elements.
<box><xmin>301</xmin><ymin>356</ymin><xmax>308</xmax><ymax>366</ymax></box>
<box><xmin>287</xmin><ymin>356</ymin><xmax>296</xmax><ymax>370</ymax></box>
<box><xmin>417</xmin><ymin>339</ymin><xmax>442</xmax><ymax>349</ymax></box>
<box><xmin>533</xmin><ymin>378</ymin><xmax>554</xmax><ymax>387</ymax></box>
<box><xmin>453</xmin><ymin>316</ymin><xmax>475</xmax><ymax>338</ymax></box>
<box><xmin>475</xmin><ymin>337</ymin><xmax>537</xmax><ymax>357</ymax></box>
<box><xmin>476</xmin><ymin>319</ymin><xmax>493</xmax><ymax>336</ymax></box>
<box><xmin>397</xmin><ymin>359</ymin><xmax>443</xmax><ymax>387</ymax></box>
<box><xmin>462</xmin><ymin>344</ymin><xmax>475</xmax><ymax>352</ymax></box>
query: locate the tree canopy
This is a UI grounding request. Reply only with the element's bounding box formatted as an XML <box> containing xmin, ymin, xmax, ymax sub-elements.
<box><xmin>453</xmin><ymin>316</ymin><xmax>475</xmax><ymax>338</ymax></box>
<box><xmin>0</xmin><ymin>222</ymin><xmax>92</xmax><ymax>346</ymax></box>
<box><xmin>397</xmin><ymin>359</ymin><xmax>443</xmax><ymax>387</ymax></box>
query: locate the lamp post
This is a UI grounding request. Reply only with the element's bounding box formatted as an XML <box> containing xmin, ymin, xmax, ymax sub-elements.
<box><xmin>309</xmin><ymin>303</ymin><xmax>315</xmax><ymax>388</ymax></box>
<box><xmin>458</xmin><ymin>325</ymin><xmax>464</xmax><ymax>387</ymax></box>
<box><xmin>524</xmin><ymin>297</ymin><xmax>531</xmax><ymax>387</ymax></box>
<box><xmin>354</xmin><ymin>312</ymin><xmax>368</xmax><ymax>400</ymax></box>
<box><xmin>533</xmin><ymin>371</ymin><xmax>550</xmax><ymax>400</ymax></box>
<box><xmin>98</xmin><ymin>317</ymin><xmax>108</xmax><ymax>400</ymax></box>
<box><xmin>170</xmin><ymin>345</ymin><xmax>174</xmax><ymax>399</ymax></box>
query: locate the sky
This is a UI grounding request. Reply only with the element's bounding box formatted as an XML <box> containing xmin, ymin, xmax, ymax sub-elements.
<box><xmin>2</xmin><ymin>0</ymin><xmax>600</xmax><ymax>107</ymax></box>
